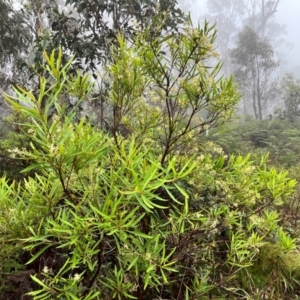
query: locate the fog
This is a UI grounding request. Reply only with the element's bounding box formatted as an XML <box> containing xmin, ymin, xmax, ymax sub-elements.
<box><xmin>181</xmin><ymin>0</ymin><xmax>300</xmax><ymax>75</ymax></box>
<box><xmin>276</xmin><ymin>0</ymin><xmax>300</xmax><ymax>75</ymax></box>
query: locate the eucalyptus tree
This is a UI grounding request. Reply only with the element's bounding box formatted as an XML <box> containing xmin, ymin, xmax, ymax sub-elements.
<box><xmin>208</xmin><ymin>0</ymin><xmax>282</xmax><ymax>39</ymax></box>
<box><xmin>242</xmin><ymin>0</ymin><xmax>281</xmax><ymax>38</ymax></box>
<box><xmin>231</xmin><ymin>26</ymin><xmax>279</xmax><ymax>119</ymax></box>
<box><xmin>204</xmin><ymin>0</ymin><xmax>285</xmax><ymax>76</ymax></box>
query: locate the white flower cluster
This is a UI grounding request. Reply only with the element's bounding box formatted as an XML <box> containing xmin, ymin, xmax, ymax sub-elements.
<box><xmin>8</xmin><ymin>147</ymin><xmax>26</xmax><ymax>159</ymax></box>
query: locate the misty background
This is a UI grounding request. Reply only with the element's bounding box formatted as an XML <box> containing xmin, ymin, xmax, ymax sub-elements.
<box><xmin>180</xmin><ymin>0</ymin><xmax>300</xmax><ymax>75</ymax></box>
<box><xmin>175</xmin><ymin>0</ymin><xmax>300</xmax><ymax>118</ymax></box>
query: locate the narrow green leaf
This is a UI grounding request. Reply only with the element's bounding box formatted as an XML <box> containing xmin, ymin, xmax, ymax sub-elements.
<box><xmin>26</xmin><ymin>244</ymin><xmax>52</xmax><ymax>265</ymax></box>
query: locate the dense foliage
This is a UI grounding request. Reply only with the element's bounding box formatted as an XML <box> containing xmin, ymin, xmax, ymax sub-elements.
<box><xmin>0</xmin><ymin>0</ymin><xmax>31</xmax><ymax>66</ymax></box>
<box><xmin>209</xmin><ymin>116</ymin><xmax>300</xmax><ymax>168</ymax></box>
<box><xmin>0</xmin><ymin>18</ymin><xmax>300</xmax><ymax>300</ymax></box>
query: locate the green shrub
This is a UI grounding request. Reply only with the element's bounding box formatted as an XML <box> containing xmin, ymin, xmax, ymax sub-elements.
<box><xmin>0</xmin><ymin>20</ymin><xmax>299</xmax><ymax>300</ymax></box>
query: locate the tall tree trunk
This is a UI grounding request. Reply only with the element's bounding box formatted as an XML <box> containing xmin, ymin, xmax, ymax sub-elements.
<box><xmin>257</xmin><ymin>73</ymin><xmax>263</xmax><ymax>120</ymax></box>
<box><xmin>252</xmin><ymin>90</ymin><xmax>258</xmax><ymax>119</ymax></box>
<box><xmin>252</xmin><ymin>69</ymin><xmax>259</xmax><ymax>119</ymax></box>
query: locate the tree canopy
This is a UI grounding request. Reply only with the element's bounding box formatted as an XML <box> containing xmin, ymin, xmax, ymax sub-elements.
<box><xmin>231</xmin><ymin>26</ymin><xmax>279</xmax><ymax>119</ymax></box>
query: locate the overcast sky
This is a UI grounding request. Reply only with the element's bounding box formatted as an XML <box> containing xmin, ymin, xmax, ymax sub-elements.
<box><xmin>276</xmin><ymin>0</ymin><xmax>300</xmax><ymax>73</ymax></box>
<box><xmin>184</xmin><ymin>0</ymin><xmax>300</xmax><ymax>75</ymax></box>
